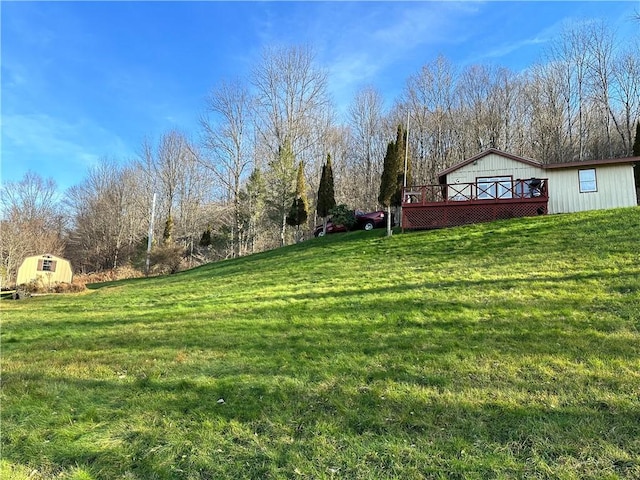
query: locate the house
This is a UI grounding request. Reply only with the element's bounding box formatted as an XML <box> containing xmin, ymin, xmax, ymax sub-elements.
<box><xmin>16</xmin><ymin>254</ymin><xmax>73</xmax><ymax>287</ymax></box>
<box><xmin>402</xmin><ymin>149</ymin><xmax>639</xmax><ymax>230</ymax></box>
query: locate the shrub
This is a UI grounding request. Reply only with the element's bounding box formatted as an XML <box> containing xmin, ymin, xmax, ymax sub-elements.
<box><xmin>74</xmin><ymin>266</ymin><xmax>145</xmax><ymax>285</ymax></box>
<box><xmin>150</xmin><ymin>243</ymin><xmax>184</xmax><ymax>275</ymax></box>
<box><xmin>19</xmin><ymin>278</ymin><xmax>42</xmax><ymax>294</ymax></box>
<box><xmin>51</xmin><ymin>282</ymin><xmax>86</xmax><ymax>294</ymax></box>
<box><xmin>329</xmin><ymin>204</ymin><xmax>357</xmax><ymax>230</ymax></box>
<box><xmin>13</xmin><ymin>277</ymin><xmax>86</xmax><ymax>296</ymax></box>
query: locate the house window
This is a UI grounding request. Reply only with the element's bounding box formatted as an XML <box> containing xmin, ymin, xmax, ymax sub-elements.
<box><xmin>515</xmin><ymin>178</ymin><xmax>543</xmax><ymax>198</ymax></box>
<box><xmin>477</xmin><ymin>176</ymin><xmax>513</xmax><ymax>200</ymax></box>
<box><xmin>579</xmin><ymin>169</ymin><xmax>597</xmax><ymax>193</ymax></box>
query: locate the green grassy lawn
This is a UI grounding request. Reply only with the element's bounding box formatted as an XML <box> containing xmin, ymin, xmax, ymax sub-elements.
<box><xmin>2</xmin><ymin>208</ymin><xmax>639</xmax><ymax>479</ymax></box>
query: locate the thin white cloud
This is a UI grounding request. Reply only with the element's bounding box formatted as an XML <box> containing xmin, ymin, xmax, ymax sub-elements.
<box><xmin>1</xmin><ymin>59</ymin><xmax>30</xmax><ymax>89</ymax></box>
<box><xmin>317</xmin><ymin>2</ymin><xmax>480</xmax><ymax>113</ymax></box>
<box><xmin>370</xmin><ymin>2</ymin><xmax>477</xmax><ymax>50</ymax></box>
<box><xmin>1</xmin><ymin>113</ymin><xmax>131</xmax><ymax>188</ymax></box>
<box><xmin>474</xmin><ymin>35</ymin><xmax>548</xmax><ymax>63</ymax></box>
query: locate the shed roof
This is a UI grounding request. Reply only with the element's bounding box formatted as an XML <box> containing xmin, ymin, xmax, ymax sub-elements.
<box><xmin>21</xmin><ymin>253</ymin><xmax>69</xmax><ymax>262</ymax></box>
<box><xmin>438</xmin><ymin>149</ymin><xmax>640</xmax><ymax>183</ymax></box>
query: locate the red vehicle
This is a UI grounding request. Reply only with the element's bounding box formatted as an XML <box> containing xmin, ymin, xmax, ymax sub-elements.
<box><xmin>313</xmin><ymin>221</ymin><xmax>347</xmax><ymax>237</ymax></box>
<box><xmin>314</xmin><ymin>210</ymin><xmax>389</xmax><ymax>237</ymax></box>
<box><xmin>355</xmin><ymin>209</ymin><xmax>388</xmax><ymax>231</ymax></box>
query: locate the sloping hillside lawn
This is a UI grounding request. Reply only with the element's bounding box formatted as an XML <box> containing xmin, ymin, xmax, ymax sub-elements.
<box><xmin>2</xmin><ymin>208</ymin><xmax>639</xmax><ymax>479</ymax></box>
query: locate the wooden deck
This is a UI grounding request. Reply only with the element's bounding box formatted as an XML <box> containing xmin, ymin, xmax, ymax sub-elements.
<box><xmin>402</xmin><ymin>179</ymin><xmax>549</xmax><ymax>230</ymax></box>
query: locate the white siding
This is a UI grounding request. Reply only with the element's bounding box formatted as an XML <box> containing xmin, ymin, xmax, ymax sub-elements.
<box><xmin>443</xmin><ymin>152</ymin><xmax>637</xmax><ymax>214</ymax></box>
<box><xmin>547</xmin><ymin>164</ymin><xmax>637</xmax><ymax>214</ymax></box>
<box><xmin>447</xmin><ymin>153</ymin><xmax>546</xmax><ymax>184</ymax></box>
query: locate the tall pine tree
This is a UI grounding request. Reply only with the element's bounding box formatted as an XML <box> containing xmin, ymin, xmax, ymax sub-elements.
<box><xmin>378</xmin><ymin>124</ymin><xmax>409</xmax><ymax>236</ymax></box>
<box><xmin>199</xmin><ymin>226</ymin><xmax>212</xmax><ymax>248</ymax></box>
<box><xmin>392</xmin><ymin>124</ymin><xmax>411</xmax><ymax>208</ymax></box>
<box><xmin>240</xmin><ymin>168</ymin><xmax>266</xmax><ymax>254</ymax></box>
<box><xmin>162</xmin><ymin>215</ymin><xmax>174</xmax><ymax>244</ymax></box>
<box><xmin>379</xmin><ymin>140</ymin><xmax>399</xmax><ymax>236</ymax></box>
<box><xmin>316</xmin><ymin>153</ymin><xmax>336</xmax><ymax>233</ymax></box>
<box><xmin>269</xmin><ymin>139</ymin><xmax>297</xmax><ymax>247</ymax></box>
<box><xmin>286</xmin><ymin>161</ymin><xmax>309</xmax><ymax>242</ymax></box>
<box><xmin>378</xmin><ymin>140</ymin><xmax>398</xmax><ymax>208</ymax></box>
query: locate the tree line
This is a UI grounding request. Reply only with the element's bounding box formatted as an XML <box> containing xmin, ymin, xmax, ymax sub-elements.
<box><xmin>2</xmin><ymin>20</ymin><xmax>639</xmax><ymax>285</ymax></box>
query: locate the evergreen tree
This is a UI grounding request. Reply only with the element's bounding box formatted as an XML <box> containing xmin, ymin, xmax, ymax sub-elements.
<box><xmin>286</xmin><ymin>161</ymin><xmax>309</xmax><ymax>241</ymax></box>
<box><xmin>199</xmin><ymin>226</ymin><xmax>212</xmax><ymax>248</ymax></box>
<box><xmin>268</xmin><ymin>139</ymin><xmax>297</xmax><ymax>247</ymax></box>
<box><xmin>391</xmin><ymin>124</ymin><xmax>411</xmax><ymax>208</ymax></box>
<box><xmin>379</xmin><ymin>124</ymin><xmax>408</xmax><ymax>206</ymax></box>
<box><xmin>162</xmin><ymin>215</ymin><xmax>174</xmax><ymax>244</ymax></box>
<box><xmin>378</xmin><ymin>140</ymin><xmax>399</xmax><ymax>236</ymax></box>
<box><xmin>378</xmin><ymin>140</ymin><xmax>398</xmax><ymax>208</ymax></box>
<box><xmin>318</xmin><ymin>163</ymin><xmax>327</xmax><ymax>205</ymax></box>
<box><xmin>316</xmin><ymin>153</ymin><xmax>336</xmax><ymax>232</ymax></box>
<box><xmin>239</xmin><ymin>168</ymin><xmax>266</xmax><ymax>254</ymax></box>
<box><xmin>379</xmin><ymin>124</ymin><xmax>410</xmax><ymax>236</ymax></box>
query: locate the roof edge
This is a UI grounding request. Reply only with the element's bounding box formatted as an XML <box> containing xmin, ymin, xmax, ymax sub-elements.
<box><xmin>438</xmin><ymin>150</ymin><xmax>640</xmax><ymax>181</ymax></box>
<box><xmin>437</xmin><ymin>149</ymin><xmax>543</xmax><ymax>182</ymax></box>
<box><xmin>543</xmin><ymin>157</ymin><xmax>640</xmax><ymax>169</ymax></box>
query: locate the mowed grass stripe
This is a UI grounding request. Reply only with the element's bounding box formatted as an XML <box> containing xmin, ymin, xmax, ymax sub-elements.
<box><xmin>2</xmin><ymin>207</ymin><xmax>639</xmax><ymax>479</ymax></box>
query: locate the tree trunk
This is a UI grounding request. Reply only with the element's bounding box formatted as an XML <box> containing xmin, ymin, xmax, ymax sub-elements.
<box><xmin>280</xmin><ymin>213</ymin><xmax>287</xmax><ymax>247</ymax></box>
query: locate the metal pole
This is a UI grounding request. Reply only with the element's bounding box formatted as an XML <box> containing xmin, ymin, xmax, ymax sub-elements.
<box><xmin>402</xmin><ymin>110</ymin><xmax>410</xmax><ymax>233</ymax></box>
<box><xmin>145</xmin><ymin>193</ymin><xmax>156</xmax><ymax>276</ymax></box>
<box><xmin>404</xmin><ymin>110</ymin><xmax>410</xmax><ymax>189</ymax></box>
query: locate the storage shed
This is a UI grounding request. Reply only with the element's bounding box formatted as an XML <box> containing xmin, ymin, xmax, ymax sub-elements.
<box><xmin>16</xmin><ymin>254</ymin><xmax>73</xmax><ymax>287</ymax></box>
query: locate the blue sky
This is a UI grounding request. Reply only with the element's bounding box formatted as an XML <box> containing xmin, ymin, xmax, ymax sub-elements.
<box><xmin>2</xmin><ymin>1</ymin><xmax>639</xmax><ymax>193</ymax></box>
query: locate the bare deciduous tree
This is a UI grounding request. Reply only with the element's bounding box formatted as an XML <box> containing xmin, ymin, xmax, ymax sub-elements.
<box><xmin>139</xmin><ymin>130</ymin><xmax>212</xmax><ymax>258</ymax></box>
<box><xmin>199</xmin><ymin>79</ymin><xmax>254</xmax><ymax>257</ymax></box>
<box><xmin>586</xmin><ymin>22</ymin><xmax>618</xmax><ymax>158</ymax></box>
<box><xmin>611</xmin><ymin>42</ymin><xmax>640</xmax><ymax>156</ymax></box>
<box><xmin>65</xmin><ymin>159</ymin><xmax>147</xmax><ymax>272</ymax></box>
<box><xmin>347</xmin><ymin>86</ymin><xmax>386</xmax><ymax>209</ymax></box>
<box><xmin>525</xmin><ymin>62</ymin><xmax>569</xmax><ymax>163</ymax></box>
<box><xmin>251</xmin><ymin>45</ymin><xmax>333</xmax><ymax>245</ymax></box>
<box><xmin>547</xmin><ymin>24</ymin><xmax>592</xmax><ymax>160</ymax></box>
<box><xmin>402</xmin><ymin>55</ymin><xmax>457</xmax><ymax>183</ymax></box>
<box><xmin>1</xmin><ymin>172</ymin><xmax>65</xmax><ymax>285</ymax></box>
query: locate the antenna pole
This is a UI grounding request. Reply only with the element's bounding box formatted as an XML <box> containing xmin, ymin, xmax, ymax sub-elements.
<box><xmin>404</xmin><ymin>110</ymin><xmax>410</xmax><ymax>189</ymax></box>
<box><xmin>145</xmin><ymin>193</ymin><xmax>157</xmax><ymax>276</ymax></box>
<box><xmin>402</xmin><ymin>110</ymin><xmax>410</xmax><ymax>233</ymax></box>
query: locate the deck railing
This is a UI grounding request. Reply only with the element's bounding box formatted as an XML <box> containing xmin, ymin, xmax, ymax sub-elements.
<box><xmin>401</xmin><ymin>178</ymin><xmax>550</xmax><ymax>230</ymax></box>
<box><xmin>403</xmin><ymin>178</ymin><xmax>548</xmax><ymax>206</ymax></box>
